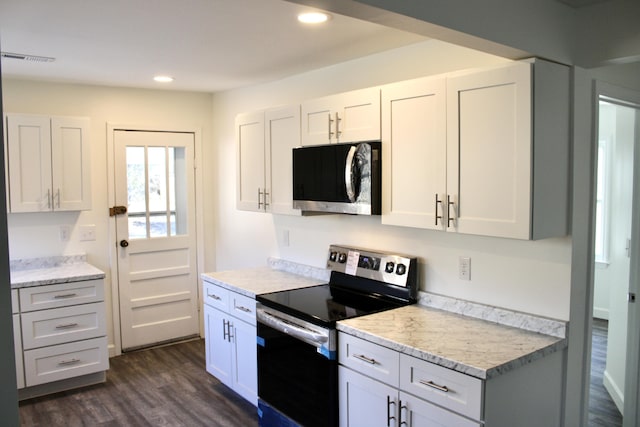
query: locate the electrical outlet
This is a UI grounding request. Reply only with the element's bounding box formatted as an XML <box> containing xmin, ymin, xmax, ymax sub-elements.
<box><xmin>459</xmin><ymin>256</ymin><xmax>471</xmax><ymax>281</ymax></box>
<box><xmin>59</xmin><ymin>225</ymin><xmax>71</xmax><ymax>242</ymax></box>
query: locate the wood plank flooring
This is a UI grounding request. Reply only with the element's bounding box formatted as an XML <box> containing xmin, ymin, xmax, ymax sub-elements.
<box><xmin>589</xmin><ymin>318</ymin><xmax>623</xmax><ymax>427</ymax></box>
<box><xmin>18</xmin><ymin>339</ymin><xmax>258</xmax><ymax>427</ymax></box>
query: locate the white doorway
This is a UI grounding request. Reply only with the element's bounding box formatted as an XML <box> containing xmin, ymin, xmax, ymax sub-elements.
<box><xmin>112</xmin><ymin>129</ymin><xmax>199</xmax><ymax>351</ymax></box>
<box><xmin>590</xmin><ymin>83</ymin><xmax>640</xmax><ymax>427</ymax></box>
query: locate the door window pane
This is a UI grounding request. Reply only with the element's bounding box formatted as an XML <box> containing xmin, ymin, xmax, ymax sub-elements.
<box><xmin>126</xmin><ymin>146</ymin><xmax>148</xmax><ymax>239</ymax></box>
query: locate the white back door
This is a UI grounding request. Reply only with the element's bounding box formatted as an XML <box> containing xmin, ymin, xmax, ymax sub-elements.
<box><xmin>114</xmin><ymin>130</ymin><xmax>198</xmax><ymax>351</ymax></box>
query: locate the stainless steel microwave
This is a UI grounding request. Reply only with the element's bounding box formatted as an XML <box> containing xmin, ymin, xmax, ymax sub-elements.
<box><xmin>292</xmin><ymin>141</ymin><xmax>381</xmax><ymax>215</ymax></box>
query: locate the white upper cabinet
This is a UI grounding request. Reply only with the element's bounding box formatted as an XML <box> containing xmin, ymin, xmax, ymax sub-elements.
<box><xmin>446</xmin><ymin>60</ymin><xmax>570</xmax><ymax>239</ymax></box>
<box><xmin>236</xmin><ymin>106</ymin><xmax>301</xmax><ymax>215</ymax></box>
<box><xmin>265</xmin><ymin>105</ymin><xmax>301</xmax><ymax>215</ymax></box>
<box><xmin>301</xmin><ymin>87</ymin><xmax>380</xmax><ymax>146</ymax></box>
<box><xmin>381</xmin><ymin>59</ymin><xmax>570</xmax><ymax>240</ymax></box>
<box><xmin>236</xmin><ymin>111</ymin><xmax>265</xmax><ymax>212</ymax></box>
<box><xmin>5</xmin><ymin>114</ymin><xmax>91</xmax><ymax>213</ymax></box>
<box><xmin>381</xmin><ymin>76</ymin><xmax>447</xmax><ymax>230</ymax></box>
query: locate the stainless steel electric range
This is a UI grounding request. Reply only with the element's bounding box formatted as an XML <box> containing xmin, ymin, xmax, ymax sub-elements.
<box><xmin>256</xmin><ymin>244</ymin><xmax>418</xmax><ymax>427</ymax></box>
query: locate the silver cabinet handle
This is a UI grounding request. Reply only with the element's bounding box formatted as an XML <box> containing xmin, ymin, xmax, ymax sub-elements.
<box><xmin>55</xmin><ymin>188</ymin><xmax>61</xmax><ymax>208</ymax></box>
<box><xmin>387</xmin><ymin>395</ymin><xmax>396</xmax><ymax>427</ymax></box>
<box><xmin>54</xmin><ymin>293</ymin><xmax>78</xmax><ymax>299</ymax></box>
<box><xmin>207</xmin><ymin>293</ymin><xmax>221</xmax><ymax>301</ymax></box>
<box><xmin>46</xmin><ymin>189</ymin><xmax>51</xmax><ymax>209</ymax></box>
<box><xmin>447</xmin><ymin>195</ymin><xmax>456</xmax><ymax>228</ymax></box>
<box><xmin>263</xmin><ymin>189</ymin><xmax>269</xmax><ymax>209</ymax></box>
<box><xmin>55</xmin><ymin>322</ymin><xmax>79</xmax><ymax>329</ymax></box>
<box><xmin>435</xmin><ymin>193</ymin><xmax>443</xmax><ymax>226</ymax></box>
<box><xmin>257</xmin><ymin>188</ymin><xmax>263</xmax><ymax>209</ymax></box>
<box><xmin>399</xmin><ymin>401</ymin><xmax>408</xmax><ymax>426</ymax></box>
<box><xmin>58</xmin><ymin>358</ymin><xmax>81</xmax><ymax>366</ymax></box>
<box><xmin>353</xmin><ymin>353</ymin><xmax>377</xmax><ymax>365</ymax></box>
<box><xmin>236</xmin><ymin>306</ymin><xmax>252</xmax><ymax>313</ymax></box>
<box><xmin>222</xmin><ymin>319</ymin><xmax>229</xmax><ymax>341</ymax></box>
<box><xmin>335</xmin><ymin>112</ymin><xmax>342</xmax><ymax>138</ymax></box>
<box><xmin>328</xmin><ymin>113</ymin><xmax>334</xmax><ymax>140</ymax></box>
<box><xmin>419</xmin><ymin>379</ymin><xmax>449</xmax><ymax>393</ymax></box>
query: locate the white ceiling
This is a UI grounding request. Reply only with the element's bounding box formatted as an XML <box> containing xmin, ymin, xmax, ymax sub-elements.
<box><xmin>0</xmin><ymin>0</ymin><xmax>425</xmax><ymax>93</ymax></box>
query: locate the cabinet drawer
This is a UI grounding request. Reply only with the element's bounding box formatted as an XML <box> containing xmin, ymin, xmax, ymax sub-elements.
<box><xmin>21</xmin><ymin>302</ymin><xmax>107</xmax><ymax>350</ymax></box>
<box><xmin>230</xmin><ymin>292</ymin><xmax>256</xmax><ymax>325</ymax></box>
<box><xmin>400</xmin><ymin>353</ymin><xmax>483</xmax><ymax>421</ymax></box>
<box><xmin>24</xmin><ymin>336</ymin><xmax>109</xmax><ymax>387</ymax></box>
<box><xmin>339</xmin><ymin>333</ymin><xmax>399</xmax><ymax>387</ymax></box>
<box><xmin>203</xmin><ymin>280</ymin><xmax>230</xmax><ymax>311</ymax></box>
<box><xmin>400</xmin><ymin>391</ymin><xmax>482</xmax><ymax>427</ymax></box>
<box><xmin>19</xmin><ymin>279</ymin><xmax>104</xmax><ymax>312</ymax></box>
<box><xmin>12</xmin><ymin>289</ymin><xmax>19</xmax><ymax>314</ymax></box>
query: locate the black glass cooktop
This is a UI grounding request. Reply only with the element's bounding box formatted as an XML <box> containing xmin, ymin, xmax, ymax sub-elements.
<box><xmin>256</xmin><ymin>284</ymin><xmax>407</xmax><ymax>326</ymax></box>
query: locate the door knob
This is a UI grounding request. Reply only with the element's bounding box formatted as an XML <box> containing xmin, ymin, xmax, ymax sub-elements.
<box><xmin>120</xmin><ymin>239</ymin><xmax>129</xmax><ymax>248</ymax></box>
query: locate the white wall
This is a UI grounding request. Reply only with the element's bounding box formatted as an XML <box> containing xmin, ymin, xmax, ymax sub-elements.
<box><xmin>2</xmin><ymin>80</ymin><xmax>213</xmax><ymax>351</ymax></box>
<box><xmin>212</xmin><ymin>39</ymin><xmax>572</xmax><ymax>321</ymax></box>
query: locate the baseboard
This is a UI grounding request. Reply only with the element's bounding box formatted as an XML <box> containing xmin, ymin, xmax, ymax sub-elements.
<box><xmin>603</xmin><ymin>369</ymin><xmax>624</xmax><ymax>413</ymax></box>
<box><xmin>593</xmin><ymin>307</ymin><xmax>609</xmax><ymax>320</ymax></box>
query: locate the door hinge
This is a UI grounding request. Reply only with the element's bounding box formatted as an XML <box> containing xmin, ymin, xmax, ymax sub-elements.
<box><xmin>629</xmin><ymin>293</ymin><xmax>636</xmax><ymax>303</ymax></box>
<box><xmin>109</xmin><ymin>205</ymin><xmax>128</xmax><ymax>216</ymax></box>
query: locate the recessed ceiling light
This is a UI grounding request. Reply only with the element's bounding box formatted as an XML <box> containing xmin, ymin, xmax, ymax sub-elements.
<box><xmin>297</xmin><ymin>12</ymin><xmax>330</xmax><ymax>24</ymax></box>
<box><xmin>153</xmin><ymin>75</ymin><xmax>174</xmax><ymax>83</ymax></box>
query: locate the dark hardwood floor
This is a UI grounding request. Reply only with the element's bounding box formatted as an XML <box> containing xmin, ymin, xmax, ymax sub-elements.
<box><xmin>19</xmin><ymin>339</ymin><xmax>258</xmax><ymax>427</ymax></box>
<box><xmin>589</xmin><ymin>318</ymin><xmax>623</xmax><ymax>427</ymax></box>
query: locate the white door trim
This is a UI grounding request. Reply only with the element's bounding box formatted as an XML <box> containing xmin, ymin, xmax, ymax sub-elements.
<box><xmin>106</xmin><ymin>123</ymin><xmax>205</xmax><ymax>357</ymax></box>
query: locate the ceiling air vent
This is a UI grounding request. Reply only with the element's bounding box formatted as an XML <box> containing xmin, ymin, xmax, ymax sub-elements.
<box><xmin>0</xmin><ymin>51</ymin><xmax>55</xmax><ymax>63</ymax></box>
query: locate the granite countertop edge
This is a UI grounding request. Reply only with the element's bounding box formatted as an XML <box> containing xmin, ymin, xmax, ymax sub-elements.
<box><xmin>336</xmin><ymin>321</ymin><xmax>566</xmax><ymax>380</ymax></box>
<box><xmin>10</xmin><ymin>255</ymin><xmax>105</xmax><ymax>289</ymax></box>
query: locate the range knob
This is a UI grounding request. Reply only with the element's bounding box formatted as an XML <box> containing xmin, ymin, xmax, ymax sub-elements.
<box><xmin>329</xmin><ymin>251</ymin><xmax>337</xmax><ymax>262</ymax></box>
<box><xmin>385</xmin><ymin>262</ymin><xmax>395</xmax><ymax>273</ymax></box>
<box><xmin>396</xmin><ymin>263</ymin><xmax>407</xmax><ymax>275</ymax></box>
<box><xmin>338</xmin><ymin>252</ymin><xmax>348</xmax><ymax>263</ymax></box>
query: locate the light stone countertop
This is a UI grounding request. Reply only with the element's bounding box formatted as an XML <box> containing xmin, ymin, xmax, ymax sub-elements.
<box><xmin>337</xmin><ymin>304</ymin><xmax>567</xmax><ymax>380</ymax></box>
<box><xmin>201</xmin><ymin>264</ymin><xmax>328</xmax><ymax>298</ymax></box>
<box><xmin>10</xmin><ymin>255</ymin><xmax>105</xmax><ymax>289</ymax></box>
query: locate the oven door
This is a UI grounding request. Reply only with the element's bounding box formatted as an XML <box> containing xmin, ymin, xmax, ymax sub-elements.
<box><xmin>256</xmin><ymin>305</ymin><xmax>337</xmax><ymax>427</ymax></box>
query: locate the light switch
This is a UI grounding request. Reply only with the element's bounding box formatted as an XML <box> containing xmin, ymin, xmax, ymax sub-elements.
<box><xmin>79</xmin><ymin>225</ymin><xmax>96</xmax><ymax>241</ymax></box>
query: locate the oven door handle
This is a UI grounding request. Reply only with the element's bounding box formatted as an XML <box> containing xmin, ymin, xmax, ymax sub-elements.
<box><xmin>257</xmin><ymin>308</ymin><xmax>328</xmax><ymax>348</ymax></box>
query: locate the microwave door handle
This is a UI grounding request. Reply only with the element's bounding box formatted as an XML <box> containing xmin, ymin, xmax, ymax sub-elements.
<box><xmin>345</xmin><ymin>146</ymin><xmax>357</xmax><ymax>202</ymax></box>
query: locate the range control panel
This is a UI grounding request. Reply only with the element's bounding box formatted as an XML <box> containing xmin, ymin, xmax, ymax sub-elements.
<box><xmin>327</xmin><ymin>244</ymin><xmax>416</xmax><ymax>289</ymax></box>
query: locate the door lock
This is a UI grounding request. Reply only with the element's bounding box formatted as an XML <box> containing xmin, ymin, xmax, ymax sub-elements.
<box><xmin>109</xmin><ymin>205</ymin><xmax>128</xmax><ymax>216</ymax></box>
<box><xmin>120</xmin><ymin>240</ymin><xmax>129</xmax><ymax>248</ymax></box>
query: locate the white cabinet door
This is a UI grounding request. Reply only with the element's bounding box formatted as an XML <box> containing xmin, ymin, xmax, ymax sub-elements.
<box><xmin>6</xmin><ymin>114</ymin><xmax>52</xmax><ymax>213</ymax></box>
<box><xmin>339</xmin><ymin>366</ymin><xmax>398</xmax><ymax>427</ymax></box>
<box><xmin>446</xmin><ymin>62</ymin><xmax>532</xmax><ymax>239</ymax></box>
<box><xmin>204</xmin><ymin>304</ymin><xmax>233</xmax><ymax>387</ymax></box>
<box><xmin>51</xmin><ymin>117</ymin><xmax>91</xmax><ymax>211</ymax></box>
<box><xmin>5</xmin><ymin>114</ymin><xmax>91</xmax><ymax>213</ymax></box>
<box><xmin>381</xmin><ymin>76</ymin><xmax>447</xmax><ymax>230</ymax></box>
<box><xmin>400</xmin><ymin>392</ymin><xmax>481</xmax><ymax>427</ymax></box>
<box><xmin>231</xmin><ymin>316</ymin><xmax>257</xmax><ymax>405</ymax></box>
<box><xmin>301</xmin><ymin>87</ymin><xmax>380</xmax><ymax>146</ymax></box>
<box><xmin>265</xmin><ymin>105</ymin><xmax>301</xmax><ymax>215</ymax></box>
<box><xmin>236</xmin><ymin>111</ymin><xmax>266</xmax><ymax>212</ymax></box>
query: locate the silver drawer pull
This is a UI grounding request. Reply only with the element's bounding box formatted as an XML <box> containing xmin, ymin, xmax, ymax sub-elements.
<box><xmin>207</xmin><ymin>293</ymin><xmax>221</xmax><ymax>301</ymax></box>
<box><xmin>420</xmin><ymin>379</ymin><xmax>449</xmax><ymax>393</ymax></box>
<box><xmin>354</xmin><ymin>354</ymin><xmax>378</xmax><ymax>365</ymax></box>
<box><xmin>55</xmin><ymin>322</ymin><xmax>79</xmax><ymax>329</ymax></box>
<box><xmin>58</xmin><ymin>358</ymin><xmax>81</xmax><ymax>366</ymax></box>
<box><xmin>236</xmin><ymin>306</ymin><xmax>252</xmax><ymax>313</ymax></box>
<box><xmin>54</xmin><ymin>293</ymin><xmax>78</xmax><ymax>299</ymax></box>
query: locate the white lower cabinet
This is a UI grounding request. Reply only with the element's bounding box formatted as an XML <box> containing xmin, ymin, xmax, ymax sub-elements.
<box><xmin>203</xmin><ymin>280</ymin><xmax>257</xmax><ymax>405</ymax></box>
<box><xmin>12</xmin><ymin>279</ymin><xmax>109</xmax><ymax>395</ymax></box>
<box><xmin>339</xmin><ymin>332</ymin><xmax>563</xmax><ymax>427</ymax></box>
